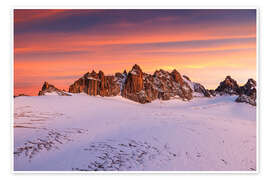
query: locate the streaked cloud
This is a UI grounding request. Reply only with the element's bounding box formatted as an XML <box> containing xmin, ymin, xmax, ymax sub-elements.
<box><xmin>14</xmin><ymin>9</ymin><xmax>256</xmax><ymax>95</ymax></box>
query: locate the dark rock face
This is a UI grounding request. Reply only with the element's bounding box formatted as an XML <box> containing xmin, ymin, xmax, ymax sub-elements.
<box><xmin>215</xmin><ymin>76</ymin><xmax>256</xmax><ymax>106</ymax></box>
<box><xmin>122</xmin><ymin>65</ymin><xmax>144</xmax><ymax>95</ymax></box>
<box><xmin>14</xmin><ymin>94</ymin><xmax>29</xmax><ymax>98</ymax></box>
<box><xmin>208</xmin><ymin>90</ymin><xmax>217</xmax><ymax>97</ymax></box>
<box><xmin>182</xmin><ymin>75</ymin><xmax>211</xmax><ymax>97</ymax></box>
<box><xmin>239</xmin><ymin>78</ymin><xmax>256</xmax><ymax>97</ymax></box>
<box><xmin>235</xmin><ymin>94</ymin><xmax>256</xmax><ymax>106</ymax></box>
<box><xmin>121</xmin><ymin>64</ymin><xmax>151</xmax><ymax>103</ymax></box>
<box><xmin>235</xmin><ymin>79</ymin><xmax>256</xmax><ymax>106</ymax></box>
<box><xmin>69</xmin><ymin>64</ymin><xmax>193</xmax><ymax>104</ymax></box>
<box><xmin>193</xmin><ymin>83</ymin><xmax>211</xmax><ymax>97</ymax></box>
<box><xmin>38</xmin><ymin>82</ymin><xmax>71</xmax><ymax>96</ymax></box>
<box><xmin>40</xmin><ymin>65</ymin><xmax>256</xmax><ymax>106</ymax></box>
<box><xmin>215</xmin><ymin>76</ymin><xmax>240</xmax><ymax>95</ymax></box>
<box><xmin>151</xmin><ymin>69</ymin><xmax>193</xmax><ymax>101</ymax></box>
<box><xmin>69</xmin><ymin>70</ymin><xmax>121</xmax><ymax>97</ymax></box>
<box><xmin>171</xmin><ymin>69</ymin><xmax>184</xmax><ymax>85</ymax></box>
<box><xmin>121</xmin><ymin>65</ymin><xmax>193</xmax><ymax>103</ymax></box>
<box><xmin>170</xmin><ymin>70</ymin><xmax>193</xmax><ymax>100</ymax></box>
<box><xmin>182</xmin><ymin>75</ymin><xmax>191</xmax><ymax>81</ymax></box>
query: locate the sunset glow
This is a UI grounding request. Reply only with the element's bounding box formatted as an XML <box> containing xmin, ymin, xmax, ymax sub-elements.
<box><xmin>14</xmin><ymin>9</ymin><xmax>256</xmax><ymax>96</ymax></box>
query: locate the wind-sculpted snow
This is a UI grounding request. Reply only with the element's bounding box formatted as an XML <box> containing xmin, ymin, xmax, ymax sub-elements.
<box><xmin>14</xmin><ymin>128</ymin><xmax>88</xmax><ymax>161</ymax></box>
<box><xmin>14</xmin><ymin>101</ymin><xmax>88</xmax><ymax>164</ymax></box>
<box><xmin>72</xmin><ymin>139</ymin><xmax>176</xmax><ymax>171</ymax></box>
<box><xmin>14</xmin><ymin>94</ymin><xmax>256</xmax><ymax>171</ymax></box>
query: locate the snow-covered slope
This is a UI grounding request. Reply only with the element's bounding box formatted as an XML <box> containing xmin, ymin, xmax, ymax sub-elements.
<box><xmin>14</xmin><ymin>94</ymin><xmax>256</xmax><ymax>171</ymax></box>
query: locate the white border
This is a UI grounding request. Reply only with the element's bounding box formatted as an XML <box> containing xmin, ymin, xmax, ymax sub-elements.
<box><xmin>256</xmin><ymin>7</ymin><xmax>260</xmax><ymax>174</ymax></box>
<box><xmin>11</xmin><ymin>7</ymin><xmax>259</xmax><ymax>175</ymax></box>
<box><xmin>10</xmin><ymin>8</ymin><xmax>14</xmax><ymax>175</ymax></box>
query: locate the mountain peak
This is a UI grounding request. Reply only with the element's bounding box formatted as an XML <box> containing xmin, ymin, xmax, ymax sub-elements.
<box><xmin>98</xmin><ymin>70</ymin><xmax>105</xmax><ymax>77</ymax></box>
<box><xmin>131</xmin><ymin>64</ymin><xmax>142</xmax><ymax>71</ymax></box>
<box><xmin>39</xmin><ymin>82</ymin><xmax>71</xmax><ymax>96</ymax></box>
<box><xmin>172</xmin><ymin>69</ymin><xmax>179</xmax><ymax>74</ymax></box>
<box><xmin>182</xmin><ymin>75</ymin><xmax>191</xmax><ymax>81</ymax></box>
<box><xmin>215</xmin><ymin>76</ymin><xmax>239</xmax><ymax>95</ymax></box>
<box><xmin>225</xmin><ymin>75</ymin><xmax>232</xmax><ymax>79</ymax></box>
<box><xmin>67</xmin><ymin>64</ymin><xmax>256</xmax><ymax>105</ymax></box>
<box><xmin>130</xmin><ymin>64</ymin><xmax>143</xmax><ymax>76</ymax></box>
<box><xmin>90</xmin><ymin>70</ymin><xmax>97</xmax><ymax>76</ymax></box>
<box><xmin>171</xmin><ymin>69</ymin><xmax>184</xmax><ymax>85</ymax></box>
<box><xmin>41</xmin><ymin>81</ymin><xmax>52</xmax><ymax>91</ymax></box>
<box><xmin>247</xmin><ymin>78</ymin><xmax>256</xmax><ymax>86</ymax></box>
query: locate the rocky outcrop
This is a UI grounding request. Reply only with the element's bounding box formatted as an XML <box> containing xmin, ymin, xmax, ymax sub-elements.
<box><xmin>69</xmin><ymin>64</ymin><xmax>193</xmax><ymax>104</ymax></box>
<box><xmin>215</xmin><ymin>76</ymin><xmax>240</xmax><ymax>95</ymax></box>
<box><xmin>38</xmin><ymin>82</ymin><xmax>71</xmax><ymax>96</ymax></box>
<box><xmin>208</xmin><ymin>90</ymin><xmax>217</xmax><ymax>97</ymax></box>
<box><xmin>122</xmin><ymin>65</ymin><xmax>144</xmax><ymax>95</ymax></box>
<box><xmin>69</xmin><ymin>70</ymin><xmax>121</xmax><ymax>97</ymax></box>
<box><xmin>121</xmin><ymin>64</ymin><xmax>151</xmax><ymax>103</ymax></box>
<box><xmin>235</xmin><ymin>94</ymin><xmax>256</xmax><ymax>106</ymax></box>
<box><xmin>182</xmin><ymin>75</ymin><xmax>191</xmax><ymax>81</ymax></box>
<box><xmin>239</xmin><ymin>78</ymin><xmax>256</xmax><ymax>97</ymax></box>
<box><xmin>182</xmin><ymin>75</ymin><xmax>211</xmax><ymax>97</ymax></box>
<box><xmin>170</xmin><ymin>70</ymin><xmax>193</xmax><ymax>100</ymax></box>
<box><xmin>67</xmin><ymin>65</ymin><xmax>256</xmax><ymax>105</ymax></box>
<box><xmin>14</xmin><ymin>94</ymin><xmax>29</xmax><ymax>98</ymax></box>
<box><xmin>121</xmin><ymin>65</ymin><xmax>193</xmax><ymax>103</ymax></box>
<box><xmin>235</xmin><ymin>78</ymin><xmax>256</xmax><ymax>106</ymax></box>
<box><xmin>214</xmin><ymin>76</ymin><xmax>256</xmax><ymax>106</ymax></box>
<box><xmin>193</xmin><ymin>83</ymin><xmax>211</xmax><ymax>97</ymax></box>
<box><xmin>146</xmin><ymin>68</ymin><xmax>193</xmax><ymax>102</ymax></box>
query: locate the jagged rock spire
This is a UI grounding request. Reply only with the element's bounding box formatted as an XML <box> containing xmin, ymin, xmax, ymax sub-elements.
<box><xmin>215</xmin><ymin>76</ymin><xmax>240</xmax><ymax>95</ymax></box>
<box><xmin>38</xmin><ymin>82</ymin><xmax>71</xmax><ymax>96</ymax></box>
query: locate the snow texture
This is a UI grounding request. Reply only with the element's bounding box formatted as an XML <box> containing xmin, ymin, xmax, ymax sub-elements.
<box><xmin>14</xmin><ymin>93</ymin><xmax>256</xmax><ymax>171</ymax></box>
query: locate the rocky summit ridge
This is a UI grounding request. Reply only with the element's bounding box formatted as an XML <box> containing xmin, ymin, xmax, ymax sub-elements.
<box><xmin>67</xmin><ymin>64</ymin><xmax>197</xmax><ymax>104</ymax></box>
<box><xmin>214</xmin><ymin>76</ymin><xmax>257</xmax><ymax>106</ymax></box>
<box><xmin>37</xmin><ymin>64</ymin><xmax>257</xmax><ymax>106</ymax></box>
<box><xmin>38</xmin><ymin>82</ymin><xmax>71</xmax><ymax>96</ymax></box>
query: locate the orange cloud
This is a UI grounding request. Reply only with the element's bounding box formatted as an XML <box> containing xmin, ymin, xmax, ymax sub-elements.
<box><xmin>14</xmin><ymin>9</ymin><xmax>68</xmax><ymax>23</ymax></box>
<box><xmin>14</xmin><ymin>10</ymin><xmax>256</xmax><ymax>96</ymax></box>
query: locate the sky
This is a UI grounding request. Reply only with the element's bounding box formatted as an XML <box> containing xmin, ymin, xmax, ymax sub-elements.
<box><xmin>14</xmin><ymin>9</ymin><xmax>256</xmax><ymax>96</ymax></box>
